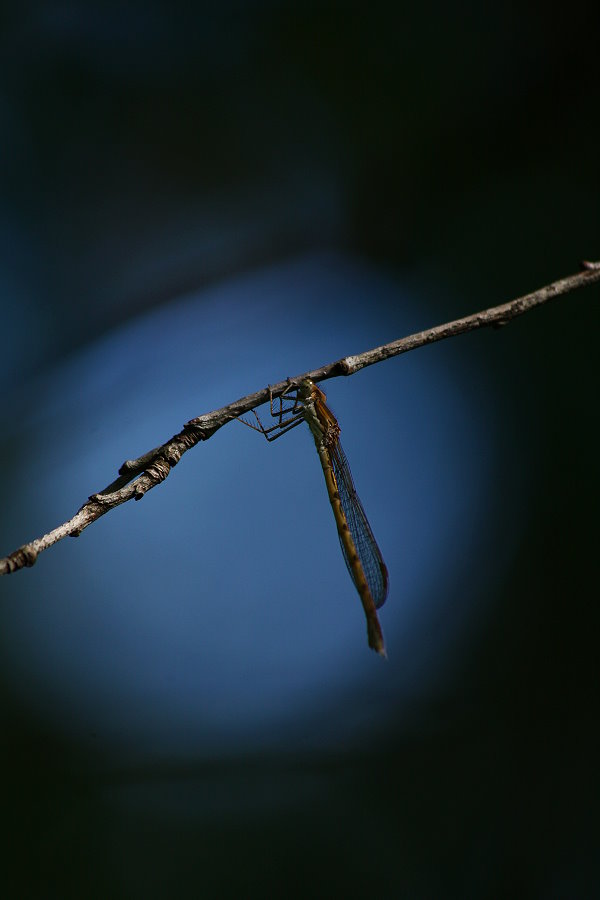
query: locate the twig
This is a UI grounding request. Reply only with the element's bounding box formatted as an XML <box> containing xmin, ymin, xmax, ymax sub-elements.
<box><xmin>2</xmin><ymin>261</ymin><xmax>599</xmax><ymax>576</ymax></box>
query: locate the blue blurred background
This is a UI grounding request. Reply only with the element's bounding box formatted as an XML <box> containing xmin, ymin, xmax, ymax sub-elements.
<box><xmin>1</xmin><ymin>4</ymin><xmax>599</xmax><ymax>897</ymax></box>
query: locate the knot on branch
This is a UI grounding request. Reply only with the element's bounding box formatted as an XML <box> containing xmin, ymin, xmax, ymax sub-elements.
<box><xmin>145</xmin><ymin>458</ymin><xmax>171</xmax><ymax>482</ymax></box>
<box><xmin>331</xmin><ymin>358</ymin><xmax>355</xmax><ymax>376</ymax></box>
<box><xmin>119</xmin><ymin>458</ymin><xmax>140</xmax><ymax>474</ymax></box>
<box><xmin>164</xmin><ymin>444</ymin><xmax>184</xmax><ymax>465</ymax></box>
<box><xmin>3</xmin><ymin>544</ymin><xmax>38</xmax><ymax>574</ymax></box>
<box><xmin>134</xmin><ymin>456</ymin><xmax>172</xmax><ymax>499</ymax></box>
<box><xmin>185</xmin><ymin>415</ymin><xmax>211</xmax><ymax>432</ymax></box>
<box><xmin>491</xmin><ymin>312</ymin><xmax>511</xmax><ymax>329</ymax></box>
<box><xmin>184</xmin><ymin>422</ymin><xmax>223</xmax><ymax>447</ymax></box>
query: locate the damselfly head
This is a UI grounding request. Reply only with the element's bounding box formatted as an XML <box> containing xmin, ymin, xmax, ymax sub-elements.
<box><xmin>307</xmin><ymin>380</ymin><xmax>327</xmax><ymax>404</ymax></box>
<box><xmin>298</xmin><ymin>378</ymin><xmax>326</xmax><ymax>405</ymax></box>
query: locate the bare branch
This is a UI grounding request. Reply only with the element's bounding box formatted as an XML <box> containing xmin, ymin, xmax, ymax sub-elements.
<box><xmin>2</xmin><ymin>261</ymin><xmax>599</xmax><ymax>576</ymax></box>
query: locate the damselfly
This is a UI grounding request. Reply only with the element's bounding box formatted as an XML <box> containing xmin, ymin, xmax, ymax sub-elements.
<box><xmin>240</xmin><ymin>379</ymin><xmax>388</xmax><ymax>657</ymax></box>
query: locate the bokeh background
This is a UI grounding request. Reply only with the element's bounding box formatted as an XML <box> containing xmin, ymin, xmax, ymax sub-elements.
<box><xmin>1</xmin><ymin>4</ymin><xmax>599</xmax><ymax>898</ymax></box>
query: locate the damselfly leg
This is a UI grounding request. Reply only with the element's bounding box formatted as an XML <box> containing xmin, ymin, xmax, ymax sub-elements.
<box><xmin>238</xmin><ymin>382</ymin><xmax>305</xmax><ymax>442</ymax></box>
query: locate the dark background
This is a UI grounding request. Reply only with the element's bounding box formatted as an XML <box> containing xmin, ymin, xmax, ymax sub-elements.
<box><xmin>1</xmin><ymin>4</ymin><xmax>599</xmax><ymax>898</ymax></box>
